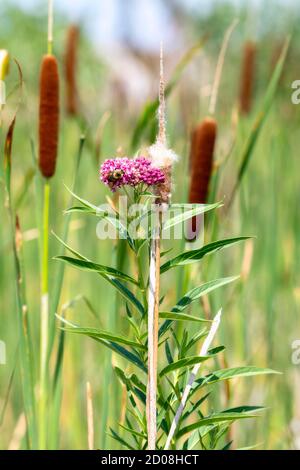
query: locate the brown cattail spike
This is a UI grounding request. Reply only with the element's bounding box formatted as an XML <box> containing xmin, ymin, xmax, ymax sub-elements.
<box><xmin>188</xmin><ymin>117</ymin><xmax>217</xmax><ymax>239</ymax></box>
<box><xmin>39</xmin><ymin>54</ymin><xmax>59</xmax><ymax>178</ymax></box>
<box><xmin>189</xmin><ymin>117</ymin><xmax>217</xmax><ymax>205</ymax></box>
<box><xmin>65</xmin><ymin>25</ymin><xmax>79</xmax><ymax>115</ymax></box>
<box><xmin>239</xmin><ymin>41</ymin><xmax>256</xmax><ymax>115</ymax></box>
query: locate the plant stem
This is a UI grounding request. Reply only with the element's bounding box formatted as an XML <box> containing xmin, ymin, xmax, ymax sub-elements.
<box><xmin>47</xmin><ymin>0</ymin><xmax>53</xmax><ymax>55</ymax></box>
<box><xmin>39</xmin><ymin>180</ymin><xmax>50</xmax><ymax>449</ymax></box>
<box><xmin>147</xmin><ymin>209</ymin><xmax>161</xmax><ymax>450</ymax></box>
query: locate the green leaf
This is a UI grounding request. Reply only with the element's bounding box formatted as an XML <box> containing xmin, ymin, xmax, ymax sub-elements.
<box><xmin>54</xmin><ymin>255</ymin><xmax>138</xmax><ymax>286</ymax></box>
<box><xmin>160</xmin><ymin>311</ymin><xmax>210</xmax><ymax>323</ymax></box>
<box><xmin>64</xmin><ymin>187</ymin><xmax>131</xmax><ymax>242</ymax></box>
<box><xmin>61</xmin><ymin>326</ymin><xmax>146</xmax><ymax>350</ymax></box>
<box><xmin>160</xmin><ymin>237</ymin><xmax>250</xmax><ymax>274</ymax></box>
<box><xmin>114</xmin><ymin>368</ymin><xmax>146</xmax><ymax>404</ymax></box>
<box><xmin>162</xmin><ymin>202</ymin><xmax>222</xmax><ymax>233</ymax></box>
<box><xmin>109</xmin><ymin>428</ymin><xmax>135</xmax><ymax>450</ymax></box>
<box><xmin>159</xmin><ymin>276</ymin><xmax>238</xmax><ymax>337</ymax></box>
<box><xmin>53</xmin><ymin>234</ymin><xmax>145</xmax><ymax>316</ymax></box>
<box><xmin>177</xmin><ymin>408</ymin><xmax>263</xmax><ymax>439</ymax></box>
<box><xmin>159</xmin><ymin>346</ymin><xmax>224</xmax><ymax>377</ymax></box>
<box><xmin>64</xmin><ymin>185</ymin><xmax>100</xmax><ymax>212</ymax></box>
<box><xmin>172</xmin><ymin>277</ymin><xmax>238</xmax><ymax>313</ymax></box>
<box><xmin>64</xmin><ymin>205</ymin><xmax>96</xmax><ymax>214</ymax></box>
<box><xmin>118</xmin><ymin>423</ymin><xmax>146</xmax><ymax>440</ymax></box>
<box><xmin>57</xmin><ymin>317</ymin><xmax>146</xmax><ymax>372</ymax></box>
<box><xmin>85</xmin><ymin>336</ymin><xmax>147</xmax><ymax>372</ymax></box>
<box><xmin>109</xmin><ymin>279</ymin><xmax>145</xmax><ymax>316</ymax></box>
<box><xmin>196</xmin><ymin>366</ymin><xmax>280</xmax><ymax>388</ymax></box>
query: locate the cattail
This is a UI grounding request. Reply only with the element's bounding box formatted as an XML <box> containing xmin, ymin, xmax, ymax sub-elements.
<box><xmin>39</xmin><ymin>54</ymin><xmax>59</xmax><ymax>178</ymax></box>
<box><xmin>189</xmin><ymin>117</ymin><xmax>217</xmax><ymax>204</ymax></box>
<box><xmin>189</xmin><ymin>126</ymin><xmax>200</xmax><ymax>170</ymax></box>
<box><xmin>239</xmin><ymin>41</ymin><xmax>256</xmax><ymax>114</ymax></box>
<box><xmin>64</xmin><ymin>24</ymin><xmax>79</xmax><ymax>115</ymax></box>
<box><xmin>187</xmin><ymin>117</ymin><xmax>217</xmax><ymax>239</ymax></box>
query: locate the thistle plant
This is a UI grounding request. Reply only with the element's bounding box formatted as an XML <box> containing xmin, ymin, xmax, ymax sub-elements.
<box><xmin>54</xmin><ymin>42</ymin><xmax>279</xmax><ymax>451</ymax></box>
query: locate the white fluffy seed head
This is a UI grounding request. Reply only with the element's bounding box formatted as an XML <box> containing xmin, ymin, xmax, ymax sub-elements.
<box><xmin>148</xmin><ymin>141</ymin><xmax>178</xmax><ymax>168</ymax></box>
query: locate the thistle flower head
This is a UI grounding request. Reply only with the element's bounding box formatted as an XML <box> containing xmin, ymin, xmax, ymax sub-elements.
<box><xmin>100</xmin><ymin>156</ymin><xmax>165</xmax><ymax>192</ymax></box>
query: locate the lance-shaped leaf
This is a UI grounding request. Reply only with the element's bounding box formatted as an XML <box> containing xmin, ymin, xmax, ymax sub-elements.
<box><xmin>162</xmin><ymin>202</ymin><xmax>222</xmax><ymax>233</ymax></box>
<box><xmin>160</xmin><ymin>311</ymin><xmax>210</xmax><ymax>323</ymax></box>
<box><xmin>53</xmin><ymin>233</ymin><xmax>145</xmax><ymax>316</ymax></box>
<box><xmin>61</xmin><ymin>326</ymin><xmax>146</xmax><ymax>350</ymax></box>
<box><xmin>64</xmin><ymin>186</ymin><xmax>131</xmax><ymax>243</ymax></box>
<box><xmin>197</xmin><ymin>366</ymin><xmax>280</xmax><ymax>387</ymax></box>
<box><xmin>177</xmin><ymin>406</ymin><xmax>264</xmax><ymax>439</ymax></box>
<box><xmin>57</xmin><ymin>317</ymin><xmax>147</xmax><ymax>373</ymax></box>
<box><xmin>160</xmin><ymin>346</ymin><xmax>224</xmax><ymax>377</ymax></box>
<box><xmin>55</xmin><ymin>255</ymin><xmax>139</xmax><ymax>286</ymax></box>
<box><xmin>159</xmin><ymin>276</ymin><xmax>238</xmax><ymax>337</ymax></box>
<box><xmin>161</xmin><ymin>237</ymin><xmax>250</xmax><ymax>274</ymax></box>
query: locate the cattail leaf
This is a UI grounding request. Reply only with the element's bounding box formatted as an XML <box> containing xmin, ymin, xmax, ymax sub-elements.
<box><xmin>176</xmin><ymin>408</ymin><xmax>263</xmax><ymax>439</ymax></box>
<box><xmin>160</xmin><ymin>311</ymin><xmax>210</xmax><ymax>323</ymax></box>
<box><xmin>54</xmin><ymin>255</ymin><xmax>138</xmax><ymax>286</ymax></box>
<box><xmin>159</xmin><ymin>346</ymin><xmax>224</xmax><ymax>377</ymax></box>
<box><xmin>61</xmin><ymin>326</ymin><xmax>145</xmax><ymax>350</ymax></box>
<box><xmin>130</xmin><ymin>37</ymin><xmax>207</xmax><ymax>151</ymax></box>
<box><xmin>161</xmin><ymin>237</ymin><xmax>250</xmax><ymax>274</ymax></box>
<box><xmin>162</xmin><ymin>202</ymin><xmax>222</xmax><ymax>233</ymax></box>
<box><xmin>159</xmin><ymin>276</ymin><xmax>238</xmax><ymax>338</ymax></box>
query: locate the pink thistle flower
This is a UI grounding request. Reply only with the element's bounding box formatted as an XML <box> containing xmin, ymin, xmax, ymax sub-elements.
<box><xmin>100</xmin><ymin>156</ymin><xmax>165</xmax><ymax>192</ymax></box>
